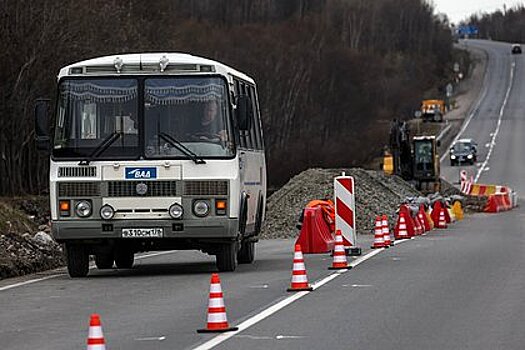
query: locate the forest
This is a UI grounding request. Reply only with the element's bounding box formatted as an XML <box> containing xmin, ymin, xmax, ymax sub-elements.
<box><xmin>0</xmin><ymin>0</ymin><xmax>455</xmax><ymax>195</ymax></box>
<box><xmin>467</xmin><ymin>5</ymin><xmax>525</xmax><ymax>43</ymax></box>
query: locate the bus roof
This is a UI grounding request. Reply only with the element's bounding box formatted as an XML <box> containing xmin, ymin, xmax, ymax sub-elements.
<box><xmin>58</xmin><ymin>52</ymin><xmax>255</xmax><ymax>84</ymax></box>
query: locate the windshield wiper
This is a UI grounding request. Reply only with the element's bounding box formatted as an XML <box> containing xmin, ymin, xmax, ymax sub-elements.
<box><xmin>79</xmin><ymin>132</ymin><xmax>122</xmax><ymax>165</ymax></box>
<box><xmin>158</xmin><ymin>132</ymin><xmax>206</xmax><ymax>164</ymax></box>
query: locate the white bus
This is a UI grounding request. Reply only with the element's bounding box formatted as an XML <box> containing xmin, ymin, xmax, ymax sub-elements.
<box><xmin>35</xmin><ymin>53</ymin><xmax>266</xmax><ymax>277</ymax></box>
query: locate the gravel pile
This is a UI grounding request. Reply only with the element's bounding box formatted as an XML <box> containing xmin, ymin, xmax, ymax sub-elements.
<box><xmin>261</xmin><ymin>168</ymin><xmax>422</xmax><ymax>239</ymax></box>
<box><xmin>0</xmin><ymin>199</ymin><xmax>64</xmax><ymax>279</ymax></box>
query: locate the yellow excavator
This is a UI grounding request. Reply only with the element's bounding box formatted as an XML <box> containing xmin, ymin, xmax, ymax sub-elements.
<box><xmin>383</xmin><ymin>120</ymin><xmax>441</xmax><ymax>193</ymax></box>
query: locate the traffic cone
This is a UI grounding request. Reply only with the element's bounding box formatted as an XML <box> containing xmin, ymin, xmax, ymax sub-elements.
<box><xmin>418</xmin><ymin>211</ymin><xmax>427</xmax><ymax>233</ymax></box>
<box><xmin>436</xmin><ymin>208</ymin><xmax>448</xmax><ymax>229</ymax></box>
<box><xmin>414</xmin><ymin>215</ymin><xmax>423</xmax><ymax>236</ymax></box>
<box><xmin>395</xmin><ymin>212</ymin><xmax>410</xmax><ymax>239</ymax></box>
<box><xmin>382</xmin><ymin>214</ymin><xmax>393</xmax><ymax>246</ymax></box>
<box><xmin>452</xmin><ymin>201</ymin><xmax>464</xmax><ymax>220</ymax></box>
<box><xmin>371</xmin><ymin>216</ymin><xmax>387</xmax><ymax>248</ymax></box>
<box><xmin>329</xmin><ymin>230</ymin><xmax>351</xmax><ymax>270</ymax></box>
<box><xmin>287</xmin><ymin>244</ymin><xmax>313</xmax><ymax>292</ymax></box>
<box><xmin>197</xmin><ymin>273</ymin><xmax>238</xmax><ymax>333</ymax></box>
<box><xmin>87</xmin><ymin>314</ymin><xmax>106</xmax><ymax>350</ymax></box>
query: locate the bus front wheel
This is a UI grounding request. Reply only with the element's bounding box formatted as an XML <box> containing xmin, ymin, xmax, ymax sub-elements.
<box><xmin>216</xmin><ymin>242</ymin><xmax>238</xmax><ymax>272</ymax></box>
<box><xmin>237</xmin><ymin>240</ymin><xmax>255</xmax><ymax>264</ymax></box>
<box><xmin>66</xmin><ymin>243</ymin><xmax>89</xmax><ymax>278</ymax></box>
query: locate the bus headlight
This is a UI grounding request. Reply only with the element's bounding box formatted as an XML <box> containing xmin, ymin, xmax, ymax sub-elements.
<box><xmin>75</xmin><ymin>200</ymin><xmax>92</xmax><ymax>217</ymax></box>
<box><xmin>169</xmin><ymin>203</ymin><xmax>184</xmax><ymax>219</ymax></box>
<box><xmin>100</xmin><ymin>205</ymin><xmax>115</xmax><ymax>220</ymax></box>
<box><xmin>193</xmin><ymin>200</ymin><xmax>210</xmax><ymax>217</ymax></box>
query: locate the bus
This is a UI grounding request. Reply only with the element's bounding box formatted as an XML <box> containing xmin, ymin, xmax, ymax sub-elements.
<box><xmin>34</xmin><ymin>53</ymin><xmax>266</xmax><ymax>277</ymax></box>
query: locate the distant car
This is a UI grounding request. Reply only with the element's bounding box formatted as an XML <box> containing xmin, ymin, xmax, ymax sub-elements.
<box><xmin>450</xmin><ymin>138</ymin><xmax>477</xmax><ymax>166</ymax></box>
<box><xmin>511</xmin><ymin>44</ymin><xmax>522</xmax><ymax>54</ymax></box>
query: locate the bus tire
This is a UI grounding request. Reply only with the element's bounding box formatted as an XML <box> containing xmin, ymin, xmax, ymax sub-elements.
<box><xmin>66</xmin><ymin>244</ymin><xmax>89</xmax><ymax>278</ymax></box>
<box><xmin>238</xmin><ymin>192</ymin><xmax>249</xmax><ymax>236</ymax></box>
<box><xmin>95</xmin><ymin>251</ymin><xmax>114</xmax><ymax>269</ymax></box>
<box><xmin>216</xmin><ymin>243</ymin><xmax>237</xmax><ymax>272</ymax></box>
<box><xmin>237</xmin><ymin>240</ymin><xmax>255</xmax><ymax>264</ymax></box>
<box><xmin>115</xmin><ymin>248</ymin><xmax>134</xmax><ymax>269</ymax></box>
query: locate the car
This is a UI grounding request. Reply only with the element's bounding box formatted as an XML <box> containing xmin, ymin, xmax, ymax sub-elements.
<box><xmin>511</xmin><ymin>44</ymin><xmax>522</xmax><ymax>54</ymax></box>
<box><xmin>450</xmin><ymin>138</ymin><xmax>477</xmax><ymax>166</ymax></box>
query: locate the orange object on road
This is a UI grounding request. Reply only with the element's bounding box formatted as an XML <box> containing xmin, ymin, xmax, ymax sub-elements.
<box><xmin>87</xmin><ymin>314</ymin><xmax>106</xmax><ymax>350</ymax></box>
<box><xmin>296</xmin><ymin>207</ymin><xmax>335</xmax><ymax>254</ymax></box>
<box><xmin>287</xmin><ymin>244</ymin><xmax>313</xmax><ymax>292</ymax></box>
<box><xmin>371</xmin><ymin>216</ymin><xmax>387</xmax><ymax>249</ymax></box>
<box><xmin>328</xmin><ymin>230</ymin><xmax>351</xmax><ymax>270</ymax></box>
<box><xmin>197</xmin><ymin>273</ymin><xmax>238</xmax><ymax>333</ymax></box>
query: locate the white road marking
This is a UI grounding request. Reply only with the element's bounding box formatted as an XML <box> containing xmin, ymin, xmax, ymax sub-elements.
<box><xmin>235</xmin><ymin>334</ymin><xmax>273</xmax><ymax>340</ymax></box>
<box><xmin>0</xmin><ymin>275</ymin><xmax>64</xmax><ymax>292</ymax></box>
<box><xmin>475</xmin><ymin>61</ymin><xmax>515</xmax><ymax>182</ymax></box>
<box><xmin>135</xmin><ymin>336</ymin><xmax>166</xmax><ymax>341</ymax></box>
<box><xmin>192</xmin><ymin>248</ymin><xmax>384</xmax><ymax>350</ymax></box>
<box><xmin>0</xmin><ymin>250</ymin><xmax>178</xmax><ymax>292</ymax></box>
<box><xmin>249</xmin><ymin>284</ymin><xmax>269</xmax><ymax>289</ymax></box>
<box><xmin>275</xmin><ymin>335</ymin><xmax>305</xmax><ymax>340</ymax></box>
<box><xmin>346</xmin><ymin>284</ymin><xmax>373</xmax><ymax>288</ymax></box>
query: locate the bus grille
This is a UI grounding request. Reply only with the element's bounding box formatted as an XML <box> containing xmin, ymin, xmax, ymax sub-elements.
<box><xmin>107</xmin><ymin>181</ymin><xmax>177</xmax><ymax>197</ymax></box>
<box><xmin>58</xmin><ymin>182</ymin><xmax>100</xmax><ymax>197</ymax></box>
<box><xmin>184</xmin><ymin>181</ymin><xmax>228</xmax><ymax>196</ymax></box>
<box><xmin>58</xmin><ymin>166</ymin><xmax>96</xmax><ymax>177</ymax></box>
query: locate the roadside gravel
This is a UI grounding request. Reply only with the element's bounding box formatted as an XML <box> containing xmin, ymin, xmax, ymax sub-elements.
<box><xmin>261</xmin><ymin>168</ymin><xmax>421</xmax><ymax>239</ymax></box>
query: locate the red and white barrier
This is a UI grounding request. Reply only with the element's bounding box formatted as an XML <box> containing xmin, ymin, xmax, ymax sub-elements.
<box><xmin>334</xmin><ymin>174</ymin><xmax>361</xmax><ymax>255</ymax></box>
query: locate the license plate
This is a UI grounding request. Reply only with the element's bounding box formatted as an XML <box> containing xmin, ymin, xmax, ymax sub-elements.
<box><xmin>122</xmin><ymin>228</ymin><xmax>163</xmax><ymax>238</ymax></box>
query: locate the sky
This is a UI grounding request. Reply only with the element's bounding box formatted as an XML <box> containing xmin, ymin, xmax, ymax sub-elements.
<box><xmin>432</xmin><ymin>0</ymin><xmax>524</xmax><ymax>23</ymax></box>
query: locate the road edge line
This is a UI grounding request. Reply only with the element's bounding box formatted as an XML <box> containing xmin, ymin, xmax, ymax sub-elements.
<box><xmin>475</xmin><ymin>60</ymin><xmax>515</xmax><ymax>182</ymax></box>
<box><xmin>191</xmin><ymin>247</ymin><xmax>385</xmax><ymax>350</ymax></box>
<box><xmin>0</xmin><ymin>250</ymin><xmax>178</xmax><ymax>292</ymax></box>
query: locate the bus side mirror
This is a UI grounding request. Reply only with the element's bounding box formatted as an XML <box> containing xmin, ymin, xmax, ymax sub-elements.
<box><xmin>35</xmin><ymin>98</ymin><xmax>51</xmax><ymax>151</ymax></box>
<box><xmin>235</xmin><ymin>95</ymin><xmax>253</xmax><ymax>131</ymax></box>
<box><xmin>437</xmin><ymin>140</ymin><xmax>441</xmax><ymax>147</ymax></box>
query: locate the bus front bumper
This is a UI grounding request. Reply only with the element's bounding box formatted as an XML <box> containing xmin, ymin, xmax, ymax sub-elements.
<box><xmin>51</xmin><ymin>218</ymin><xmax>239</xmax><ymax>242</ymax></box>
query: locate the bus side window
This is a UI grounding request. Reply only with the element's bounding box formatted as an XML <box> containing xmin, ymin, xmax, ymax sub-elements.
<box><xmin>238</xmin><ymin>82</ymin><xmax>252</xmax><ymax>149</ymax></box>
<box><xmin>248</xmin><ymin>85</ymin><xmax>263</xmax><ymax>150</ymax></box>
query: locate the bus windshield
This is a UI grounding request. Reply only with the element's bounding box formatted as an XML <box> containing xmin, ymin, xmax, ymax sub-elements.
<box><xmin>53</xmin><ymin>77</ymin><xmax>234</xmax><ymax>160</ymax></box>
<box><xmin>54</xmin><ymin>79</ymin><xmax>139</xmax><ymax>159</ymax></box>
<box><xmin>144</xmin><ymin>77</ymin><xmax>233</xmax><ymax>158</ymax></box>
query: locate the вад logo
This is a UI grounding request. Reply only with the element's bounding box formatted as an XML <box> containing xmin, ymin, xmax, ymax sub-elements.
<box><xmin>125</xmin><ymin>167</ymin><xmax>157</xmax><ymax>179</ymax></box>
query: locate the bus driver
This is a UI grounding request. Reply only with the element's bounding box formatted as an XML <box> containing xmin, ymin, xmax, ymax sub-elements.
<box><xmin>194</xmin><ymin>100</ymin><xmax>227</xmax><ymax>142</ymax></box>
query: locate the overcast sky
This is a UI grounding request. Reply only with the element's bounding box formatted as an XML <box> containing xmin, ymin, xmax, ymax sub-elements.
<box><xmin>432</xmin><ymin>0</ymin><xmax>524</xmax><ymax>23</ymax></box>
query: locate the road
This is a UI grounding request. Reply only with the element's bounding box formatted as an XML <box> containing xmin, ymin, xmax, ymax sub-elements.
<box><xmin>1</xmin><ymin>39</ymin><xmax>524</xmax><ymax>350</ymax></box>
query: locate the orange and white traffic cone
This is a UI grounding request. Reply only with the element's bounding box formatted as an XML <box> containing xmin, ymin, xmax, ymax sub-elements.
<box><xmin>287</xmin><ymin>244</ymin><xmax>313</xmax><ymax>292</ymax></box>
<box><xmin>418</xmin><ymin>212</ymin><xmax>427</xmax><ymax>233</ymax></box>
<box><xmin>436</xmin><ymin>208</ymin><xmax>448</xmax><ymax>229</ymax></box>
<box><xmin>197</xmin><ymin>273</ymin><xmax>238</xmax><ymax>333</ymax></box>
<box><xmin>371</xmin><ymin>216</ymin><xmax>387</xmax><ymax>248</ymax></box>
<box><xmin>395</xmin><ymin>213</ymin><xmax>410</xmax><ymax>240</ymax></box>
<box><xmin>414</xmin><ymin>216</ymin><xmax>422</xmax><ymax>236</ymax></box>
<box><xmin>382</xmin><ymin>214</ymin><xmax>393</xmax><ymax>246</ymax></box>
<box><xmin>87</xmin><ymin>314</ymin><xmax>106</xmax><ymax>350</ymax></box>
<box><xmin>329</xmin><ymin>230</ymin><xmax>351</xmax><ymax>270</ymax></box>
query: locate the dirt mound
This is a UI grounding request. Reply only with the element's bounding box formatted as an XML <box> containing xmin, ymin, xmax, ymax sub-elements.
<box><xmin>261</xmin><ymin>168</ymin><xmax>421</xmax><ymax>239</ymax></box>
<box><xmin>0</xmin><ymin>199</ymin><xmax>64</xmax><ymax>279</ymax></box>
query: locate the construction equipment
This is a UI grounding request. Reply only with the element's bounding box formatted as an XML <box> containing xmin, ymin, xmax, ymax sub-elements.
<box><xmin>421</xmin><ymin>99</ymin><xmax>445</xmax><ymax>122</ymax></box>
<box><xmin>383</xmin><ymin>120</ymin><xmax>441</xmax><ymax>193</ymax></box>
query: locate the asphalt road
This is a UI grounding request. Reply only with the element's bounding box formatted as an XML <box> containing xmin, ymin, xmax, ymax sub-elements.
<box><xmin>440</xmin><ymin>40</ymin><xmax>518</xmax><ymax>188</ymax></box>
<box><xmin>1</xmin><ymin>39</ymin><xmax>524</xmax><ymax>350</ymax></box>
